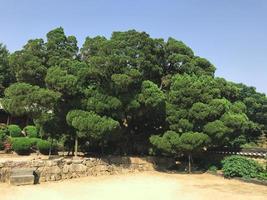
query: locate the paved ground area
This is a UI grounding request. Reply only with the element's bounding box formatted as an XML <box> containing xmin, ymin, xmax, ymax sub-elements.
<box><xmin>1</xmin><ymin>172</ymin><xmax>267</xmax><ymax>200</ymax></box>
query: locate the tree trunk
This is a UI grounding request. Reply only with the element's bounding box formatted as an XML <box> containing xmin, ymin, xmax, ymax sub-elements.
<box><xmin>25</xmin><ymin>116</ymin><xmax>29</xmax><ymax>126</ymax></box>
<box><xmin>188</xmin><ymin>154</ymin><xmax>192</xmax><ymax>174</ymax></box>
<box><xmin>100</xmin><ymin>141</ymin><xmax>104</xmax><ymax>155</ymax></box>
<box><xmin>6</xmin><ymin>115</ymin><xmax>10</xmax><ymax>125</ymax></box>
<box><xmin>74</xmin><ymin>135</ymin><xmax>78</xmax><ymax>157</ymax></box>
<box><xmin>67</xmin><ymin>145</ymin><xmax>71</xmax><ymax>156</ymax></box>
<box><xmin>49</xmin><ymin>138</ymin><xmax>53</xmax><ymax>158</ymax></box>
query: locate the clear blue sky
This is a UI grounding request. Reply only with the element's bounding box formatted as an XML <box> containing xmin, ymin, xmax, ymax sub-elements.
<box><xmin>0</xmin><ymin>0</ymin><xmax>266</xmax><ymax>94</ymax></box>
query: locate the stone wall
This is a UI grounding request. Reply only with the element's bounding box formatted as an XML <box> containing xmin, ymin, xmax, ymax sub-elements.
<box><xmin>0</xmin><ymin>156</ymin><xmax>175</xmax><ymax>183</ymax></box>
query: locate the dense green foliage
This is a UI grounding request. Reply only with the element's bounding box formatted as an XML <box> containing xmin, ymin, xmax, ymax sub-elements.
<box><xmin>10</xmin><ymin>137</ymin><xmax>55</xmax><ymax>155</ymax></box>
<box><xmin>257</xmin><ymin>172</ymin><xmax>267</xmax><ymax>181</ymax></box>
<box><xmin>222</xmin><ymin>155</ymin><xmax>263</xmax><ymax>178</ymax></box>
<box><xmin>11</xmin><ymin>137</ymin><xmax>33</xmax><ymax>155</ymax></box>
<box><xmin>0</xmin><ymin>27</ymin><xmax>266</xmax><ymax>158</ymax></box>
<box><xmin>23</xmin><ymin>125</ymin><xmax>38</xmax><ymax>138</ymax></box>
<box><xmin>0</xmin><ymin>124</ymin><xmax>8</xmax><ymax>150</ymax></box>
<box><xmin>36</xmin><ymin>139</ymin><xmax>52</xmax><ymax>154</ymax></box>
<box><xmin>8</xmin><ymin>124</ymin><xmax>22</xmax><ymax>137</ymax></box>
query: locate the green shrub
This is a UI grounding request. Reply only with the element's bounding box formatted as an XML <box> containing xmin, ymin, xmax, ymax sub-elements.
<box><xmin>23</xmin><ymin>125</ymin><xmax>38</xmax><ymax>138</ymax></box>
<box><xmin>8</xmin><ymin>125</ymin><xmax>22</xmax><ymax>137</ymax></box>
<box><xmin>0</xmin><ymin>123</ymin><xmax>8</xmax><ymax>133</ymax></box>
<box><xmin>222</xmin><ymin>155</ymin><xmax>263</xmax><ymax>178</ymax></box>
<box><xmin>37</xmin><ymin>140</ymin><xmax>52</xmax><ymax>155</ymax></box>
<box><xmin>0</xmin><ymin>141</ymin><xmax>4</xmax><ymax>150</ymax></box>
<box><xmin>256</xmin><ymin>172</ymin><xmax>267</xmax><ymax>181</ymax></box>
<box><xmin>240</xmin><ymin>142</ymin><xmax>258</xmax><ymax>149</ymax></box>
<box><xmin>0</xmin><ymin>129</ymin><xmax>8</xmax><ymax>147</ymax></box>
<box><xmin>208</xmin><ymin>165</ymin><xmax>217</xmax><ymax>173</ymax></box>
<box><xmin>0</xmin><ymin>124</ymin><xmax>9</xmax><ymax>146</ymax></box>
<box><xmin>11</xmin><ymin>137</ymin><xmax>32</xmax><ymax>155</ymax></box>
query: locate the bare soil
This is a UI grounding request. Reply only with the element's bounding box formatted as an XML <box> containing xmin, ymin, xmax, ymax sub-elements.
<box><xmin>1</xmin><ymin>171</ymin><xmax>267</xmax><ymax>200</ymax></box>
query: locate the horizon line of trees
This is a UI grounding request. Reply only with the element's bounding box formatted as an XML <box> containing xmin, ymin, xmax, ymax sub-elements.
<box><xmin>0</xmin><ymin>28</ymin><xmax>266</xmax><ymax>167</ymax></box>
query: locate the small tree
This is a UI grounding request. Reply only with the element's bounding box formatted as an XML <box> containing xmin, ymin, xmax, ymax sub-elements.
<box><xmin>150</xmin><ymin>131</ymin><xmax>210</xmax><ymax>173</ymax></box>
<box><xmin>179</xmin><ymin>132</ymin><xmax>210</xmax><ymax>173</ymax></box>
<box><xmin>66</xmin><ymin>110</ymin><xmax>120</xmax><ymax>157</ymax></box>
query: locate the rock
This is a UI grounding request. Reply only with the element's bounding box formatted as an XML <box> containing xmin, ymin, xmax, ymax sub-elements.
<box><xmin>54</xmin><ymin>157</ymin><xmax>64</xmax><ymax>162</ymax></box>
<box><xmin>63</xmin><ymin>165</ymin><xmax>70</xmax><ymax>173</ymax></box>
<box><xmin>84</xmin><ymin>160</ymin><xmax>95</xmax><ymax>168</ymax></box>
<box><xmin>39</xmin><ymin>176</ymin><xmax>46</xmax><ymax>182</ymax></box>
<box><xmin>31</xmin><ymin>160</ymin><xmax>44</xmax><ymax>167</ymax></box>
<box><xmin>46</xmin><ymin>160</ymin><xmax>57</xmax><ymax>167</ymax></box>
<box><xmin>109</xmin><ymin>156</ymin><xmax>130</xmax><ymax>165</ymax></box>
<box><xmin>0</xmin><ymin>167</ymin><xmax>11</xmax><ymax>182</ymax></box>
<box><xmin>50</xmin><ymin>175</ymin><xmax>56</xmax><ymax>181</ymax></box>
<box><xmin>65</xmin><ymin>159</ymin><xmax>72</xmax><ymax>165</ymax></box>
<box><xmin>50</xmin><ymin>166</ymin><xmax>61</xmax><ymax>174</ymax></box>
<box><xmin>72</xmin><ymin>159</ymin><xmax>83</xmax><ymax>164</ymax></box>
<box><xmin>70</xmin><ymin>164</ymin><xmax>87</xmax><ymax>173</ymax></box>
<box><xmin>97</xmin><ymin>158</ymin><xmax>109</xmax><ymax>165</ymax></box>
<box><xmin>94</xmin><ymin>165</ymin><xmax>109</xmax><ymax>172</ymax></box>
<box><xmin>71</xmin><ymin>172</ymin><xmax>77</xmax><ymax>178</ymax></box>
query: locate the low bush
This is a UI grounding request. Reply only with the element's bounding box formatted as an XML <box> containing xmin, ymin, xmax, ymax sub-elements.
<box><xmin>37</xmin><ymin>140</ymin><xmax>51</xmax><ymax>154</ymax></box>
<box><xmin>8</xmin><ymin>125</ymin><xmax>22</xmax><ymax>137</ymax></box>
<box><xmin>0</xmin><ymin>123</ymin><xmax>8</xmax><ymax>135</ymax></box>
<box><xmin>11</xmin><ymin>137</ymin><xmax>32</xmax><ymax>155</ymax></box>
<box><xmin>256</xmin><ymin>172</ymin><xmax>267</xmax><ymax>181</ymax></box>
<box><xmin>0</xmin><ymin>124</ymin><xmax>9</xmax><ymax>149</ymax></box>
<box><xmin>240</xmin><ymin>142</ymin><xmax>258</xmax><ymax>149</ymax></box>
<box><xmin>0</xmin><ymin>128</ymin><xmax>8</xmax><ymax>150</ymax></box>
<box><xmin>208</xmin><ymin>165</ymin><xmax>217</xmax><ymax>173</ymax></box>
<box><xmin>23</xmin><ymin>125</ymin><xmax>38</xmax><ymax>138</ymax></box>
<box><xmin>222</xmin><ymin>155</ymin><xmax>263</xmax><ymax>178</ymax></box>
<box><xmin>0</xmin><ymin>141</ymin><xmax>4</xmax><ymax>150</ymax></box>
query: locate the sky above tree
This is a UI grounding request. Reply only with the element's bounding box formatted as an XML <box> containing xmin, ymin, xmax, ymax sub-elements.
<box><xmin>0</xmin><ymin>0</ymin><xmax>266</xmax><ymax>94</ymax></box>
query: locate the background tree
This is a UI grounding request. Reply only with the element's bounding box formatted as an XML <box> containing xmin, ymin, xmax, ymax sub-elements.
<box><xmin>9</xmin><ymin>39</ymin><xmax>47</xmax><ymax>86</ymax></box>
<box><xmin>1</xmin><ymin>27</ymin><xmax>266</xmax><ymax>157</ymax></box>
<box><xmin>0</xmin><ymin>44</ymin><xmax>15</xmax><ymax>96</ymax></box>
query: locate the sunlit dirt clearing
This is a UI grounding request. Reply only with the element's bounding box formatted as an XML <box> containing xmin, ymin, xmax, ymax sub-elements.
<box><xmin>1</xmin><ymin>171</ymin><xmax>267</xmax><ymax>200</ymax></box>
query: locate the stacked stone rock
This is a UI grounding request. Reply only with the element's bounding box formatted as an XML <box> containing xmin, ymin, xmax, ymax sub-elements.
<box><xmin>0</xmin><ymin>156</ymin><xmax>175</xmax><ymax>183</ymax></box>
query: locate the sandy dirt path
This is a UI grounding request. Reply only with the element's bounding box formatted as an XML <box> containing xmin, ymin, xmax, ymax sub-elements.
<box><xmin>1</xmin><ymin>172</ymin><xmax>267</xmax><ymax>200</ymax></box>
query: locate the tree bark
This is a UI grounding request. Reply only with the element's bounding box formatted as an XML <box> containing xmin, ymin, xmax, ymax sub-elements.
<box><xmin>100</xmin><ymin>141</ymin><xmax>104</xmax><ymax>155</ymax></box>
<box><xmin>74</xmin><ymin>135</ymin><xmax>78</xmax><ymax>157</ymax></box>
<box><xmin>6</xmin><ymin>115</ymin><xmax>10</xmax><ymax>125</ymax></box>
<box><xmin>49</xmin><ymin>138</ymin><xmax>53</xmax><ymax>158</ymax></box>
<box><xmin>25</xmin><ymin>116</ymin><xmax>29</xmax><ymax>126</ymax></box>
<box><xmin>188</xmin><ymin>154</ymin><xmax>192</xmax><ymax>174</ymax></box>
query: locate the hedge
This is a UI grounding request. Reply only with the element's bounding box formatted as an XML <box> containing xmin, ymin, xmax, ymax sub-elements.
<box><xmin>23</xmin><ymin>125</ymin><xmax>38</xmax><ymax>138</ymax></box>
<box><xmin>8</xmin><ymin>124</ymin><xmax>22</xmax><ymax>137</ymax></box>
<box><xmin>37</xmin><ymin>140</ymin><xmax>51</xmax><ymax>154</ymax></box>
<box><xmin>11</xmin><ymin>137</ymin><xmax>33</xmax><ymax>155</ymax></box>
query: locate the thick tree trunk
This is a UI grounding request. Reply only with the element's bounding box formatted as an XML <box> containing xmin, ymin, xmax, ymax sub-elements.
<box><xmin>74</xmin><ymin>135</ymin><xmax>78</xmax><ymax>157</ymax></box>
<box><xmin>188</xmin><ymin>154</ymin><xmax>192</xmax><ymax>174</ymax></box>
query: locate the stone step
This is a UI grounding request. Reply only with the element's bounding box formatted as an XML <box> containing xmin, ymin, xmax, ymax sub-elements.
<box><xmin>10</xmin><ymin>175</ymin><xmax>35</xmax><ymax>186</ymax></box>
<box><xmin>10</xmin><ymin>168</ymin><xmax>35</xmax><ymax>185</ymax></box>
<box><xmin>11</xmin><ymin>168</ymin><xmax>35</xmax><ymax>176</ymax></box>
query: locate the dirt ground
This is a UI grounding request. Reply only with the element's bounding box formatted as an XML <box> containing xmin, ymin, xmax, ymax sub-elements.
<box><xmin>1</xmin><ymin>172</ymin><xmax>267</xmax><ymax>200</ymax></box>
